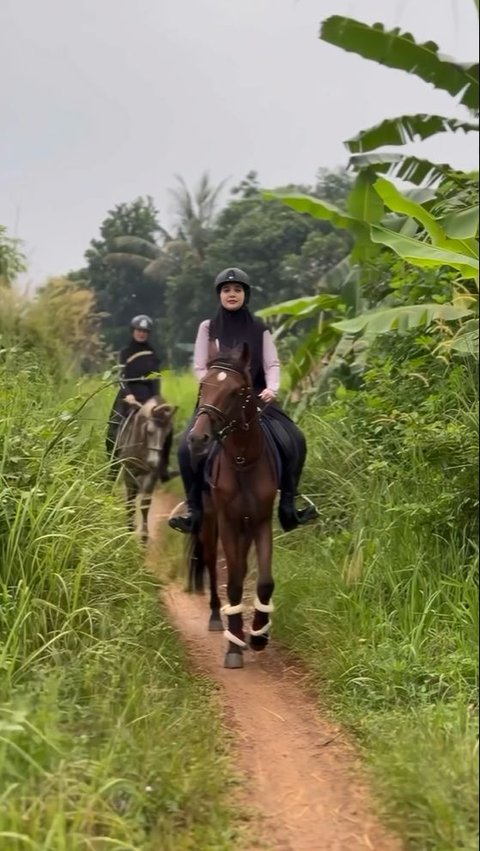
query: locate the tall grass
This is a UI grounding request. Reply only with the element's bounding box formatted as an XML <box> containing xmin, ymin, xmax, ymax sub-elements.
<box><xmin>152</xmin><ymin>361</ymin><xmax>478</xmax><ymax>849</ymax></box>
<box><xmin>44</xmin><ymin>356</ymin><xmax>477</xmax><ymax>849</ymax></box>
<box><xmin>272</xmin><ymin>368</ymin><xmax>479</xmax><ymax>850</ymax></box>
<box><xmin>0</xmin><ymin>350</ymin><xmax>240</xmax><ymax>850</ymax></box>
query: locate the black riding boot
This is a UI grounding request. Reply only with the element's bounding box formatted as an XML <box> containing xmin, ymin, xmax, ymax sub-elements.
<box><xmin>278</xmin><ymin>465</ymin><xmax>318</xmax><ymax>533</ymax></box>
<box><xmin>168</xmin><ymin>480</ymin><xmax>202</xmax><ymax>534</ymax></box>
<box><xmin>158</xmin><ymin>429</ymin><xmax>179</xmax><ymax>483</ymax></box>
<box><xmin>168</xmin><ymin>414</ymin><xmax>203</xmax><ymax>534</ymax></box>
<box><xmin>278</xmin><ymin>492</ymin><xmax>318</xmax><ymax>532</ymax></box>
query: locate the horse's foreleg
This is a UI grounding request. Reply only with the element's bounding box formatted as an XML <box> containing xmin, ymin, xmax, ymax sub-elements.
<box><xmin>202</xmin><ymin>501</ymin><xmax>221</xmax><ymax>631</ymax></box>
<box><xmin>251</xmin><ymin>519</ymin><xmax>275</xmax><ymax>651</ymax></box>
<box><xmin>139</xmin><ymin>474</ymin><xmax>155</xmax><ymax>545</ymax></box>
<box><xmin>219</xmin><ymin>516</ymin><xmax>251</xmax><ymax>668</ymax></box>
<box><xmin>125</xmin><ymin>476</ymin><xmax>137</xmax><ymax>533</ymax></box>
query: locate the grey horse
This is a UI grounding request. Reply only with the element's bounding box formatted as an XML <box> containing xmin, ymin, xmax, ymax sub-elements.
<box><xmin>116</xmin><ymin>396</ymin><xmax>177</xmax><ymax>543</ymax></box>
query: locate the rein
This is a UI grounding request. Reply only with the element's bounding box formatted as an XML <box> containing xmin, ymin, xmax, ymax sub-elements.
<box><xmin>196</xmin><ymin>365</ymin><xmax>263</xmax><ymax>469</ymax></box>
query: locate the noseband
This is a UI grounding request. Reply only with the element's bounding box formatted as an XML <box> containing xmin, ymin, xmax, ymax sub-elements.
<box><xmin>196</xmin><ymin>365</ymin><xmax>257</xmax><ymax>442</ymax></box>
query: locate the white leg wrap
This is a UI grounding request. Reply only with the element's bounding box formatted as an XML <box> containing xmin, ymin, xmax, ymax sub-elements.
<box><xmin>221</xmin><ymin>603</ymin><xmax>244</xmax><ymax>616</ymax></box>
<box><xmin>224</xmin><ymin>629</ymin><xmax>248</xmax><ymax>649</ymax></box>
<box><xmin>250</xmin><ymin>621</ymin><xmax>272</xmax><ymax>637</ymax></box>
<box><xmin>254</xmin><ymin>596</ymin><xmax>275</xmax><ymax>614</ymax></box>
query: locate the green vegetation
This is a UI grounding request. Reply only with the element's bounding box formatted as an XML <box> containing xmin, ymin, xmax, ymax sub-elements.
<box><xmin>262</xmin><ymin>6</ymin><xmax>478</xmax><ymax>387</ymax></box>
<box><xmin>74</xmin><ymin>169</ymin><xmax>353</xmax><ymax>365</ymax></box>
<box><xmin>0</xmin><ymin>225</ymin><xmax>26</xmax><ymax>287</ymax></box>
<box><xmin>1</xmin><ymin>6</ymin><xmax>477</xmax><ymax>849</ymax></box>
<box><xmin>155</xmin><ymin>345</ymin><xmax>479</xmax><ymax>850</ymax></box>
<box><xmin>271</xmin><ymin>336</ymin><xmax>478</xmax><ymax>849</ymax></box>
<box><xmin>260</xmin><ymin>12</ymin><xmax>479</xmax><ymax>847</ymax></box>
<box><xmin>0</xmin><ymin>351</ymin><xmax>241</xmax><ymax>851</ymax></box>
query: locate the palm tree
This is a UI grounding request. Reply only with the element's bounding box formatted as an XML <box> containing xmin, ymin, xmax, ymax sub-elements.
<box><xmin>169</xmin><ymin>171</ymin><xmax>228</xmax><ymax>259</ymax></box>
<box><xmin>104</xmin><ymin>172</ymin><xmax>227</xmax><ymax>279</ymax></box>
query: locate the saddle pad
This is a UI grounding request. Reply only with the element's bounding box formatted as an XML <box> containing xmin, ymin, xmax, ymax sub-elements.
<box><xmin>203</xmin><ymin>422</ymin><xmax>281</xmax><ymax>488</ymax></box>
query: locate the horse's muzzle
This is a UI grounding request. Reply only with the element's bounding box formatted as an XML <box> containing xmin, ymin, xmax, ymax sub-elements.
<box><xmin>188</xmin><ymin>431</ymin><xmax>211</xmax><ymax>466</ymax></box>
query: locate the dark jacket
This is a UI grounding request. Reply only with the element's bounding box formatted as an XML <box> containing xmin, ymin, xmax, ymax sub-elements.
<box><xmin>118</xmin><ymin>341</ymin><xmax>160</xmax><ymax>404</ymax></box>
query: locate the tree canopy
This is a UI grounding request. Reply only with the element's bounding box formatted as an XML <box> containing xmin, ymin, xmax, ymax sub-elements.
<box><xmin>75</xmin><ymin>169</ymin><xmax>353</xmax><ymax>364</ymax></box>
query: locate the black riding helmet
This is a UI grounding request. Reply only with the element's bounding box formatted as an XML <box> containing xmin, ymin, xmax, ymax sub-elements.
<box><xmin>130</xmin><ymin>314</ymin><xmax>153</xmax><ymax>331</ymax></box>
<box><xmin>214</xmin><ymin>268</ymin><xmax>251</xmax><ymax>303</ymax></box>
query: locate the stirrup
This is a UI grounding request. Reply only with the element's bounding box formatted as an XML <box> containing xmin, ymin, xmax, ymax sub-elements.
<box><xmin>168</xmin><ymin>505</ymin><xmax>201</xmax><ymax>534</ymax></box>
<box><xmin>296</xmin><ymin>504</ymin><xmax>318</xmax><ymax>525</ymax></box>
<box><xmin>294</xmin><ymin>493</ymin><xmax>318</xmax><ymax>524</ymax></box>
<box><xmin>278</xmin><ymin>493</ymin><xmax>318</xmax><ymax>532</ymax></box>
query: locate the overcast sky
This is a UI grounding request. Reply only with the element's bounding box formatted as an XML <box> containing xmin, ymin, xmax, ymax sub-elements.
<box><xmin>1</xmin><ymin>0</ymin><xmax>478</xmax><ymax>287</ymax></box>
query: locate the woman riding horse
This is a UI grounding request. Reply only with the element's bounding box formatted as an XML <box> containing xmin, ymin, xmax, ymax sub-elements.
<box><xmin>106</xmin><ymin>314</ymin><xmax>174</xmax><ymax>479</ymax></box>
<box><xmin>168</xmin><ymin>268</ymin><xmax>318</xmax><ymax>534</ymax></box>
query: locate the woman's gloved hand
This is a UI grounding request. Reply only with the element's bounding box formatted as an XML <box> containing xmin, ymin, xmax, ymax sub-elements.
<box><xmin>258</xmin><ymin>388</ymin><xmax>276</xmax><ymax>404</ymax></box>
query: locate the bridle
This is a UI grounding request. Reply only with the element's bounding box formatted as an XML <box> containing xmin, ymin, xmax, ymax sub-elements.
<box><xmin>195</xmin><ymin>365</ymin><xmax>260</xmax><ymax>460</ymax></box>
<box><xmin>119</xmin><ymin>402</ymin><xmax>170</xmax><ymax>472</ymax></box>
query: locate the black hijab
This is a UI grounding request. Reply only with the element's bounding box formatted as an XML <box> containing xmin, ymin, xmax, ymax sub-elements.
<box><xmin>209</xmin><ymin>306</ymin><xmax>268</xmax><ymax>391</ymax></box>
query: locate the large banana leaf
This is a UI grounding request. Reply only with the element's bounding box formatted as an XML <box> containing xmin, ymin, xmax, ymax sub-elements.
<box><xmin>262</xmin><ymin>190</ymin><xmax>376</xmax><ymax>261</ymax></box>
<box><xmin>373</xmin><ymin>177</ymin><xmax>446</xmax><ymax>243</ymax></box>
<box><xmin>262</xmin><ymin>191</ymin><xmax>356</xmax><ymax>230</ymax></box>
<box><xmin>349</xmin><ymin>152</ymin><xmax>461</xmax><ymax>187</ymax></box>
<box><xmin>332</xmin><ymin>301</ymin><xmax>473</xmax><ymax>337</ymax></box>
<box><xmin>346</xmin><ymin>114</ymin><xmax>478</xmax><ymax>154</ymax></box>
<box><xmin>442</xmin><ymin>319</ymin><xmax>479</xmax><ymax>355</ymax></box>
<box><xmin>287</xmin><ymin>325</ymin><xmax>340</xmax><ymax>388</ymax></box>
<box><xmin>316</xmin><ymin>256</ymin><xmax>353</xmax><ymax>293</ymax></box>
<box><xmin>369</xmin><ymin>225</ymin><xmax>479</xmax><ymax>278</ymax></box>
<box><xmin>348</xmin><ymin>170</ymin><xmax>384</xmax><ymax>223</ymax></box>
<box><xmin>316</xmin><ymin>257</ymin><xmax>361</xmax><ymax>314</ymax></box>
<box><xmin>373</xmin><ymin>178</ymin><xmax>478</xmax><ymax>259</ymax></box>
<box><xmin>320</xmin><ymin>17</ymin><xmax>479</xmax><ymax>112</ymax></box>
<box><xmin>441</xmin><ymin>205</ymin><xmax>479</xmax><ymax>239</ymax></box>
<box><xmin>257</xmin><ymin>293</ymin><xmax>341</xmax><ymax>319</ymax></box>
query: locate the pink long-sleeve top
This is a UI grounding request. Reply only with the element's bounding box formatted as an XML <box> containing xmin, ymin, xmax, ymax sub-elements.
<box><xmin>193</xmin><ymin>319</ymin><xmax>281</xmax><ymax>393</ymax></box>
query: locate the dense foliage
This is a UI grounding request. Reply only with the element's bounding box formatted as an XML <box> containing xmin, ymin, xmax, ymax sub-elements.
<box><xmin>76</xmin><ymin>169</ymin><xmax>353</xmax><ymax>364</ymax></box>
<box><xmin>0</xmin><ymin>353</ymin><xmax>239</xmax><ymax>849</ymax></box>
<box><xmin>1</xmin><ymin>7</ymin><xmax>477</xmax><ymax>849</ymax></box>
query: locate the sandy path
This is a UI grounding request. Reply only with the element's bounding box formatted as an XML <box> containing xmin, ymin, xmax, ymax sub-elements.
<box><xmin>148</xmin><ymin>491</ymin><xmax>401</xmax><ymax>851</ymax></box>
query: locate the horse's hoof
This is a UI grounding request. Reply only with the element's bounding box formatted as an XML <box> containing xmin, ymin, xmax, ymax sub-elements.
<box><xmin>208</xmin><ymin>616</ymin><xmax>223</xmax><ymax>632</ymax></box>
<box><xmin>224</xmin><ymin>651</ymin><xmax>244</xmax><ymax>669</ymax></box>
<box><xmin>249</xmin><ymin>634</ymin><xmax>269</xmax><ymax>652</ymax></box>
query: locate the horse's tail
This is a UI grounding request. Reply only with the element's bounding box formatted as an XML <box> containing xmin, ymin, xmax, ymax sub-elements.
<box><xmin>186</xmin><ymin>532</ymin><xmax>205</xmax><ymax>594</ymax></box>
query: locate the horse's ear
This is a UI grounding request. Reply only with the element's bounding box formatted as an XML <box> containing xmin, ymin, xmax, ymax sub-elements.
<box><xmin>240</xmin><ymin>342</ymin><xmax>251</xmax><ymax>365</ymax></box>
<box><xmin>152</xmin><ymin>403</ymin><xmax>176</xmax><ymax>424</ymax></box>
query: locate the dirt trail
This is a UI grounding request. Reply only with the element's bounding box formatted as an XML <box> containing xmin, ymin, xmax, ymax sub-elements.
<box><xmin>148</xmin><ymin>492</ymin><xmax>401</xmax><ymax>851</ymax></box>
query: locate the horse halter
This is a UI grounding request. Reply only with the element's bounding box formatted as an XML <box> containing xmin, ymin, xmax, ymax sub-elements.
<box><xmin>196</xmin><ymin>365</ymin><xmax>257</xmax><ymax>443</ymax></box>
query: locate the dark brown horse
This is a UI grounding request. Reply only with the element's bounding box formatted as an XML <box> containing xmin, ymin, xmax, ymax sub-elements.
<box><xmin>188</xmin><ymin>344</ymin><xmax>278</xmax><ymax>669</ymax></box>
<box><xmin>117</xmin><ymin>396</ymin><xmax>177</xmax><ymax>543</ymax></box>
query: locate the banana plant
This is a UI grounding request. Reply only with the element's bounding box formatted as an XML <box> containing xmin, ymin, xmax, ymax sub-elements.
<box><xmin>263</xmin><ymin>176</ymin><xmax>477</xmax><ymax>347</ymax></box>
<box><xmin>262</xmin><ymin>7</ymin><xmax>479</xmax><ymax>386</ymax></box>
<box><xmin>319</xmin><ymin>14</ymin><xmax>479</xmax><ymax>187</ymax></box>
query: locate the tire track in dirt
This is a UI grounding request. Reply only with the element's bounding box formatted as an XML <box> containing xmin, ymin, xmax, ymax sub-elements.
<box><xmin>148</xmin><ymin>491</ymin><xmax>402</xmax><ymax>851</ymax></box>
